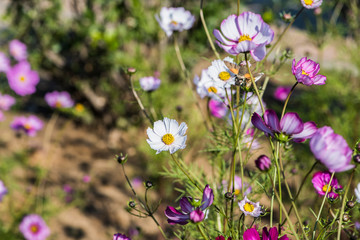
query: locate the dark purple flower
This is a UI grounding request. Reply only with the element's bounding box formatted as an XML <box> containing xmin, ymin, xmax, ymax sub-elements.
<box><xmin>243</xmin><ymin>227</ymin><xmax>289</xmax><ymax>240</ymax></box>
<box><xmin>255</xmin><ymin>155</ymin><xmax>271</xmax><ymax>172</ymax></box>
<box><xmin>19</xmin><ymin>214</ymin><xmax>50</xmax><ymax>240</ymax></box>
<box><xmin>273</xmin><ymin>86</ymin><xmax>291</xmax><ymax>101</ymax></box>
<box><xmin>311</xmin><ymin>171</ymin><xmax>342</xmax><ymax>198</ymax></box>
<box><xmin>45</xmin><ymin>91</ymin><xmax>74</xmax><ymax>108</ymax></box>
<box><xmin>113</xmin><ymin>233</ymin><xmax>131</xmax><ymax>240</ymax></box>
<box><xmin>292</xmin><ymin>57</ymin><xmax>326</xmax><ymax>86</ymax></box>
<box><xmin>251</xmin><ymin>109</ymin><xmax>317</xmax><ymax>142</ymax></box>
<box><xmin>11</xmin><ymin>115</ymin><xmax>44</xmax><ymax>137</ymax></box>
<box><xmin>310</xmin><ymin>126</ymin><xmax>354</xmax><ymax>172</ymax></box>
<box><xmin>7</xmin><ymin>61</ymin><xmax>39</xmax><ymax>96</ymax></box>
<box><xmin>165</xmin><ymin>185</ymin><xmax>214</xmax><ymax>225</ymax></box>
<box><xmin>9</xmin><ymin>39</ymin><xmax>27</xmax><ymax>61</ymax></box>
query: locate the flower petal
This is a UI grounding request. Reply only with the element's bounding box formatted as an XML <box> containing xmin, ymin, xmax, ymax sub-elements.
<box><xmin>164</xmin><ymin>206</ymin><xmax>189</xmax><ymax>225</ymax></box>
<box><xmin>312</xmin><ymin>74</ymin><xmax>326</xmax><ymax>85</ymax></box>
<box><xmin>242</xmin><ymin>228</ymin><xmax>260</xmax><ymax>240</ymax></box>
<box><xmin>180</xmin><ymin>197</ymin><xmax>193</xmax><ymax>213</ymax></box>
<box><xmin>292</xmin><ymin>121</ymin><xmax>317</xmax><ymax>142</ymax></box>
<box><xmin>220</xmin><ymin>14</ymin><xmax>241</xmax><ymax>41</ymax></box>
<box><xmin>264</xmin><ymin>109</ymin><xmax>280</xmax><ymax>132</ymax></box>
<box><xmin>200</xmin><ymin>185</ymin><xmax>214</xmax><ymax>210</ymax></box>
<box><xmin>280</xmin><ymin>112</ymin><xmax>304</xmax><ymax>135</ymax></box>
<box><xmin>251</xmin><ymin>112</ymin><xmax>273</xmax><ymax>136</ymax></box>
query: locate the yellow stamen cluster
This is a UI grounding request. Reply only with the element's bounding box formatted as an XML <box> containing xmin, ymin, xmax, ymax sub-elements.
<box><xmin>304</xmin><ymin>0</ymin><xmax>313</xmax><ymax>5</ymax></box>
<box><xmin>302</xmin><ymin>70</ymin><xmax>309</xmax><ymax>76</ymax></box>
<box><xmin>322</xmin><ymin>184</ymin><xmax>332</xmax><ymax>193</ymax></box>
<box><xmin>162</xmin><ymin>133</ymin><xmax>175</xmax><ymax>145</ymax></box>
<box><xmin>238</xmin><ymin>34</ymin><xmax>252</xmax><ymax>43</ymax></box>
<box><xmin>244</xmin><ymin>202</ymin><xmax>255</xmax><ymax>212</ymax></box>
<box><xmin>20</xmin><ymin>76</ymin><xmax>26</xmax><ymax>82</ymax></box>
<box><xmin>24</xmin><ymin>124</ymin><xmax>31</xmax><ymax>130</ymax></box>
<box><xmin>75</xmin><ymin>103</ymin><xmax>84</xmax><ymax>112</ymax></box>
<box><xmin>218</xmin><ymin>71</ymin><xmax>231</xmax><ymax>81</ymax></box>
<box><xmin>208</xmin><ymin>87</ymin><xmax>217</xmax><ymax>93</ymax></box>
<box><xmin>55</xmin><ymin>101</ymin><xmax>62</xmax><ymax>108</ymax></box>
<box><xmin>234</xmin><ymin>189</ymin><xmax>240</xmax><ymax>196</ymax></box>
<box><xmin>30</xmin><ymin>225</ymin><xmax>39</xmax><ymax>233</ymax></box>
<box><xmin>170</xmin><ymin>20</ymin><xmax>178</xmax><ymax>25</ymax></box>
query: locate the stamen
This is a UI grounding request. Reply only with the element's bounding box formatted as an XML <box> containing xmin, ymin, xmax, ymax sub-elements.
<box><xmin>238</xmin><ymin>34</ymin><xmax>252</xmax><ymax>43</ymax></box>
<box><xmin>19</xmin><ymin>76</ymin><xmax>26</xmax><ymax>82</ymax></box>
<box><xmin>234</xmin><ymin>189</ymin><xmax>240</xmax><ymax>195</ymax></box>
<box><xmin>244</xmin><ymin>202</ymin><xmax>255</xmax><ymax>212</ymax></box>
<box><xmin>304</xmin><ymin>0</ymin><xmax>313</xmax><ymax>5</ymax></box>
<box><xmin>207</xmin><ymin>87</ymin><xmax>217</xmax><ymax>93</ymax></box>
<box><xmin>322</xmin><ymin>184</ymin><xmax>332</xmax><ymax>193</ymax></box>
<box><xmin>302</xmin><ymin>70</ymin><xmax>309</xmax><ymax>76</ymax></box>
<box><xmin>170</xmin><ymin>20</ymin><xmax>178</xmax><ymax>25</ymax></box>
<box><xmin>30</xmin><ymin>224</ymin><xmax>39</xmax><ymax>233</ymax></box>
<box><xmin>218</xmin><ymin>71</ymin><xmax>231</xmax><ymax>81</ymax></box>
<box><xmin>162</xmin><ymin>133</ymin><xmax>175</xmax><ymax>145</ymax></box>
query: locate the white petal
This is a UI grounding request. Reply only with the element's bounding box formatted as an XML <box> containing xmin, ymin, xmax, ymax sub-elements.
<box><xmin>153</xmin><ymin>119</ymin><xmax>167</xmax><ymax>136</ymax></box>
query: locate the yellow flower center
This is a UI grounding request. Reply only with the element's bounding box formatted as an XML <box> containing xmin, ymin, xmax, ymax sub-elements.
<box><xmin>304</xmin><ymin>0</ymin><xmax>313</xmax><ymax>5</ymax></box>
<box><xmin>20</xmin><ymin>76</ymin><xmax>26</xmax><ymax>82</ymax></box>
<box><xmin>24</xmin><ymin>124</ymin><xmax>31</xmax><ymax>130</ymax></box>
<box><xmin>244</xmin><ymin>202</ymin><xmax>255</xmax><ymax>212</ymax></box>
<box><xmin>322</xmin><ymin>184</ymin><xmax>332</xmax><ymax>192</ymax></box>
<box><xmin>75</xmin><ymin>103</ymin><xmax>84</xmax><ymax>112</ymax></box>
<box><xmin>238</xmin><ymin>34</ymin><xmax>252</xmax><ymax>42</ymax></box>
<box><xmin>171</xmin><ymin>20</ymin><xmax>178</xmax><ymax>25</ymax></box>
<box><xmin>30</xmin><ymin>224</ymin><xmax>39</xmax><ymax>233</ymax></box>
<box><xmin>162</xmin><ymin>133</ymin><xmax>175</xmax><ymax>145</ymax></box>
<box><xmin>207</xmin><ymin>87</ymin><xmax>217</xmax><ymax>93</ymax></box>
<box><xmin>55</xmin><ymin>101</ymin><xmax>62</xmax><ymax>108</ymax></box>
<box><xmin>219</xmin><ymin>71</ymin><xmax>231</xmax><ymax>81</ymax></box>
<box><xmin>234</xmin><ymin>189</ymin><xmax>240</xmax><ymax>196</ymax></box>
<box><xmin>302</xmin><ymin>70</ymin><xmax>309</xmax><ymax>76</ymax></box>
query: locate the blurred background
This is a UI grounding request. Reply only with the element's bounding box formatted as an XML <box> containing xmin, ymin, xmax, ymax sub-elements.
<box><xmin>0</xmin><ymin>0</ymin><xmax>359</xmax><ymax>239</ymax></box>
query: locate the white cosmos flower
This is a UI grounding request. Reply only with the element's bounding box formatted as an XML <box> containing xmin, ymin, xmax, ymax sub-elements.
<box><xmin>147</xmin><ymin>117</ymin><xmax>187</xmax><ymax>154</ymax></box>
<box><xmin>355</xmin><ymin>182</ymin><xmax>360</xmax><ymax>203</ymax></box>
<box><xmin>238</xmin><ymin>196</ymin><xmax>262</xmax><ymax>217</ymax></box>
<box><xmin>207</xmin><ymin>57</ymin><xmax>237</xmax><ymax>87</ymax></box>
<box><xmin>194</xmin><ymin>69</ymin><xmax>226</xmax><ymax>100</ymax></box>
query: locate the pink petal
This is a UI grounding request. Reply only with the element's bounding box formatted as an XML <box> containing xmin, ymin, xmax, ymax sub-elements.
<box><xmin>280</xmin><ymin>112</ymin><xmax>304</xmax><ymax>135</ymax></box>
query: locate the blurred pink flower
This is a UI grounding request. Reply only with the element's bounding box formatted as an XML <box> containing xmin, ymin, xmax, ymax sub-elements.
<box><xmin>113</xmin><ymin>233</ymin><xmax>131</xmax><ymax>240</ymax></box>
<box><xmin>0</xmin><ymin>93</ymin><xmax>15</xmax><ymax>111</ymax></box>
<box><xmin>139</xmin><ymin>76</ymin><xmax>161</xmax><ymax>92</ymax></box>
<box><xmin>0</xmin><ymin>180</ymin><xmax>8</xmax><ymax>202</ymax></box>
<box><xmin>213</xmin><ymin>12</ymin><xmax>274</xmax><ymax>61</ymax></box>
<box><xmin>82</xmin><ymin>175</ymin><xmax>91</xmax><ymax>183</ymax></box>
<box><xmin>0</xmin><ymin>52</ymin><xmax>10</xmax><ymax>72</ymax></box>
<box><xmin>9</xmin><ymin>39</ymin><xmax>27</xmax><ymax>61</ymax></box>
<box><xmin>292</xmin><ymin>57</ymin><xmax>326</xmax><ymax>86</ymax></box>
<box><xmin>208</xmin><ymin>99</ymin><xmax>227</xmax><ymax>118</ymax></box>
<box><xmin>19</xmin><ymin>214</ymin><xmax>50</xmax><ymax>240</ymax></box>
<box><xmin>311</xmin><ymin>171</ymin><xmax>342</xmax><ymax>198</ymax></box>
<box><xmin>45</xmin><ymin>91</ymin><xmax>74</xmax><ymax>108</ymax></box>
<box><xmin>301</xmin><ymin>0</ymin><xmax>323</xmax><ymax>9</ymax></box>
<box><xmin>274</xmin><ymin>86</ymin><xmax>291</xmax><ymax>101</ymax></box>
<box><xmin>11</xmin><ymin>115</ymin><xmax>44</xmax><ymax>137</ymax></box>
<box><xmin>6</xmin><ymin>61</ymin><xmax>39</xmax><ymax>96</ymax></box>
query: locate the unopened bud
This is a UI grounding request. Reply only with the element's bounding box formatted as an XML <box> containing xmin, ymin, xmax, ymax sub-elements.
<box><xmin>176</xmin><ymin>105</ymin><xmax>183</xmax><ymax>112</ymax></box>
<box><xmin>334</xmin><ymin>187</ymin><xmax>344</xmax><ymax>195</ymax></box>
<box><xmin>255</xmin><ymin>155</ymin><xmax>271</xmax><ymax>172</ymax></box>
<box><xmin>280</xmin><ymin>12</ymin><xmax>293</xmax><ymax>23</ymax></box>
<box><xmin>127</xmin><ymin>67</ymin><xmax>136</xmax><ymax>74</ymax></box>
<box><xmin>346</xmin><ymin>201</ymin><xmax>355</xmax><ymax>209</ymax></box>
<box><xmin>117</xmin><ymin>154</ymin><xmax>127</xmax><ymax>164</ymax></box>
<box><xmin>225</xmin><ymin>192</ymin><xmax>233</xmax><ymax>200</ymax></box>
<box><xmin>343</xmin><ymin>214</ymin><xmax>350</xmax><ymax>222</ymax></box>
<box><xmin>314</xmin><ymin>8</ymin><xmax>322</xmax><ymax>15</ymax></box>
<box><xmin>145</xmin><ymin>180</ymin><xmax>153</xmax><ymax>188</ymax></box>
<box><xmin>128</xmin><ymin>201</ymin><xmax>136</xmax><ymax>208</ymax></box>
<box><xmin>353</xmin><ymin>154</ymin><xmax>360</xmax><ymax>164</ymax></box>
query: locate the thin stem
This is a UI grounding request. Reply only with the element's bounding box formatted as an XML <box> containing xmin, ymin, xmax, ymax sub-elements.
<box><xmin>130</xmin><ymin>74</ymin><xmax>153</xmax><ymax>125</ymax></box>
<box><xmin>312</xmin><ymin>172</ymin><xmax>335</xmax><ymax>240</ymax></box>
<box><xmin>270</xmin><ymin>166</ymin><xmax>276</xmax><ymax>227</ymax></box>
<box><xmin>337</xmin><ymin>169</ymin><xmax>355</xmax><ymax>240</ymax></box>
<box><xmin>171</xmin><ymin>154</ymin><xmax>202</xmax><ymax>192</ymax></box>
<box><xmin>280</xmin><ymin>82</ymin><xmax>298</xmax><ymax>119</ymax></box>
<box><xmin>197</xmin><ymin>224</ymin><xmax>210</xmax><ymax>240</ymax></box>
<box><xmin>275</xmin><ymin>142</ymin><xmax>282</xmax><ymax>228</ymax></box>
<box><xmin>237</xmin><ymin>0</ymin><xmax>240</xmax><ymax>15</ymax></box>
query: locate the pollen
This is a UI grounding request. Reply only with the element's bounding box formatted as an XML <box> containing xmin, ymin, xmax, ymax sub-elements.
<box><xmin>302</xmin><ymin>70</ymin><xmax>309</xmax><ymax>76</ymax></box>
<box><xmin>208</xmin><ymin>87</ymin><xmax>217</xmax><ymax>93</ymax></box>
<box><xmin>24</xmin><ymin>124</ymin><xmax>31</xmax><ymax>130</ymax></box>
<box><xmin>219</xmin><ymin>71</ymin><xmax>231</xmax><ymax>81</ymax></box>
<box><xmin>238</xmin><ymin>34</ymin><xmax>252</xmax><ymax>42</ymax></box>
<box><xmin>322</xmin><ymin>184</ymin><xmax>331</xmax><ymax>193</ymax></box>
<box><xmin>244</xmin><ymin>202</ymin><xmax>255</xmax><ymax>212</ymax></box>
<box><xmin>19</xmin><ymin>76</ymin><xmax>26</xmax><ymax>82</ymax></box>
<box><xmin>162</xmin><ymin>133</ymin><xmax>175</xmax><ymax>145</ymax></box>
<box><xmin>55</xmin><ymin>101</ymin><xmax>62</xmax><ymax>108</ymax></box>
<box><xmin>170</xmin><ymin>20</ymin><xmax>178</xmax><ymax>25</ymax></box>
<box><xmin>30</xmin><ymin>224</ymin><xmax>39</xmax><ymax>233</ymax></box>
<box><xmin>304</xmin><ymin>0</ymin><xmax>313</xmax><ymax>5</ymax></box>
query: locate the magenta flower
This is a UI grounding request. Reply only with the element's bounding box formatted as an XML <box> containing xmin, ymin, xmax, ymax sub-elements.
<box><xmin>301</xmin><ymin>0</ymin><xmax>323</xmax><ymax>9</ymax></box>
<box><xmin>19</xmin><ymin>214</ymin><xmax>50</xmax><ymax>240</ymax></box>
<box><xmin>11</xmin><ymin>115</ymin><xmax>44</xmax><ymax>137</ymax></box>
<box><xmin>255</xmin><ymin>155</ymin><xmax>271</xmax><ymax>172</ymax></box>
<box><xmin>165</xmin><ymin>185</ymin><xmax>214</xmax><ymax>225</ymax></box>
<box><xmin>292</xmin><ymin>57</ymin><xmax>326</xmax><ymax>86</ymax></box>
<box><xmin>9</xmin><ymin>39</ymin><xmax>28</xmax><ymax>61</ymax></box>
<box><xmin>139</xmin><ymin>76</ymin><xmax>161</xmax><ymax>92</ymax></box>
<box><xmin>82</xmin><ymin>175</ymin><xmax>91</xmax><ymax>183</ymax></box>
<box><xmin>45</xmin><ymin>91</ymin><xmax>74</xmax><ymax>108</ymax></box>
<box><xmin>310</xmin><ymin>126</ymin><xmax>354</xmax><ymax>172</ymax></box>
<box><xmin>213</xmin><ymin>12</ymin><xmax>274</xmax><ymax>61</ymax></box>
<box><xmin>7</xmin><ymin>61</ymin><xmax>39</xmax><ymax>96</ymax></box>
<box><xmin>209</xmin><ymin>99</ymin><xmax>228</xmax><ymax>118</ymax></box>
<box><xmin>251</xmin><ymin>109</ymin><xmax>317</xmax><ymax>143</ymax></box>
<box><xmin>0</xmin><ymin>93</ymin><xmax>15</xmax><ymax>111</ymax></box>
<box><xmin>0</xmin><ymin>180</ymin><xmax>8</xmax><ymax>202</ymax></box>
<box><xmin>243</xmin><ymin>227</ymin><xmax>289</xmax><ymax>240</ymax></box>
<box><xmin>273</xmin><ymin>86</ymin><xmax>291</xmax><ymax>101</ymax></box>
<box><xmin>113</xmin><ymin>233</ymin><xmax>131</xmax><ymax>240</ymax></box>
<box><xmin>155</xmin><ymin>7</ymin><xmax>195</xmax><ymax>37</ymax></box>
<box><xmin>311</xmin><ymin>171</ymin><xmax>342</xmax><ymax>198</ymax></box>
<box><xmin>216</xmin><ymin>236</ymin><xmax>231</xmax><ymax>240</ymax></box>
<box><xmin>0</xmin><ymin>52</ymin><xmax>10</xmax><ymax>72</ymax></box>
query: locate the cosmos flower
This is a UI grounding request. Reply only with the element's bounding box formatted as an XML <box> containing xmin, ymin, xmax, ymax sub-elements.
<box><xmin>238</xmin><ymin>196</ymin><xmax>262</xmax><ymax>217</ymax></box>
<box><xmin>207</xmin><ymin>57</ymin><xmax>237</xmax><ymax>87</ymax></box>
<box><xmin>19</xmin><ymin>214</ymin><xmax>50</xmax><ymax>240</ymax></box>
<box><xmin>0</xmin><ymin>52</ymin><xmax>10</xmax><ymax>72</ymax></box>
<box><xmin>9</xmin><ymin>39</ymin><xmax>28</xmax><ymax>61</ymax></box>
<box><xmin>311</xmin><ymin>171</ymin><xmax>342</xmax><ymax>198</ymax></box>
<box><xmin>11</xmin><ymin>115</ymin><xmax>44</xmax><ymax>137</ymax></box>
<box><xmin>194</xmin><ymin>70</ymin><xmax>227</xmax><ymax>100</ymax></box>
<box><xmin>310</xmin><ymin>126</ymin><xmax>354</xmax><ymax>172</ymax></box>
<box><xmin>146</xmin><ymin>117</ymin><xmax>187</xmax><ymax>154</ymax></box>
<box><xmin>165</xmin><ymin>185</ymin><xmax>214</xmax><ymax>225</ymax></box>
<box><xmin>273</xmin><ymin>86</ymin><xmax>291</xmax><ymax>101</ymax></box>
<box><xmin>222</xmin><ymin>175</ymin><xmax>252</xmax><ymax>197</ymax></box>
<box><xmin>251</xmin><ymin>109</ymin><xmax>317</xmax><ymax>143</ymax></box>
<box><xmin>209</xmin><ymin>99</ymin><xmax>228</xmax><ymax>118</ymax></box>
<box><xmin>0</xmin><ymin>93</ymin><xmax>15</xmax><ymax>111</ymax></box>
<box><xmin>0</xmin><ymin>180</ymin><xmax>8</xmax><ymax>202</ymax></box>
<box><xmin>155</xmin><ymin>7</ymin><xmax>195</xmax><ymax>37</ymax></box>
<box><xmin>243</xmin><ymin>227</ymin><xmax>289</xmax><ymax>240</ymax></box>
<box><xmin>6</xmin><ymin>61</ymin><xmax>39</xmax><ymax>96</ymax></box>
<box><xmin>45</xmin><ymin>91</ymin><xmax>74</xmax><ymax>109</ymax></box>
<box><xmin>354</xmin><ymin>183</ymin><xmax>360</xmax><ymax>203</ymax></box>
<box><xmin>113</xmin><ymin>233</ymin><xmax>131</xmax><ymax>240</ymax></box>
<box><xmin>215</xmin><ymin>236</ymin><xmax>232</xmax><ymax>240</ymax></box>
<box><xmin>82</xmin><ymin>175</ymin><xmax>91</xmax><ymax>183</ymax></box>
<box><xmin>301</xmin><ymin>0</ymin><xmax>323</xmax><ymax>9</ymax></box>
<box><xmin>292</xmin><ymin>57</ymin><xmax>326</xmax><ymax>86</ymax></box>
<box><xmin>139</xmin><ymin>76</ymin><xmax>161</xmax><ymax>92</ymax></box>
<box><xmin>213</xmin><ymin>12</ymin><xmax>274</xmax><ymax>61</ymax></box>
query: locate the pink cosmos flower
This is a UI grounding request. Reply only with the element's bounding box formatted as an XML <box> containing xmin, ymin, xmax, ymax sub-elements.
<box><xmin>82</xmin><ymin>175</ymin><xmax>91</xmax><ymax>183</ymax></box>
<box><xmin>45</xmin><ymin>91</ymin><xmax>74</xmax><ymax>108</ymax></box>
<box><xmin>0</xmin><ymin>93</ymin><xmax>15</xmax><ymax>111</ymax></box>
<box><xmin>0</xmin><ymin>111</ymin><xmax>4</xmax><ymax>122</ymax></box>
<box><xmin>301</xmin><ymin>0</ymin><xmax>323</xmax><ymax>9</ymax></box>
<box><xmin>19</xmin><ymin>214</ymin><xmax>50</xmax><ymax>240</ymax></box>
<box><xmin>6</xmin><ymin>61</ymin><xmax>39</xmax><ymax>96</ymax></box>
<box><xmin>213</xmin><ymin>12</ymin><xmax>274</xmax><ymax>61</ymax></box>
<box><xmin>11</xmin><ymin>115</ymin><xmax>44</xmax><ymax>137</ymax></box>
<box><xmin>209</xmin><ymin>99</ymin><xmax>228</xmax><ymax>118</ymax></box>
<box><xmin>222</xmin><ymin>175</ymin><xmax>252</xmax><ymax>197</ymax></box>
<box><xmin>0</xmin><ymin>52</ymin><xmax>10</xmax><ymax>72</ymax></box>
<box><xmin>9</xmin><ymin>39</ymin><xmax>28</xmax><ymax>61</ymax></box>
<box><xmin>165</xmin><ymin>185</ymin><xmax>214</xmax><ymax>225</ymax></box>
<box><xmin>139</xmin><ymin>76</ymin><xmax>161</xmax><ymax>92</ymax></box>
<box><xmin>251</xmin><ymin>109</ymin><xmax>317</xmax><ymax>143</ymax></box>
<box><xmin>311</xmin><ymin>172</ymin><xmax>342</xmax><ymax>198</ymax></box>
<box><xmin>113</xmin><ymin>233</ymin><xmax>131</xmax><ymax>240</ymax></box>
<box><xmin>292</xmin><ymin>57</ymin><xmax>326</xmax><ymax>86</ymax></box>
<box><xmin>155</xmin><ymin>7</ymin><xmax>195</xmax><ymax>37</ymax></box>
<box><xmin>310</xmin><ymin>126</ymin><xmax>354</xmax><ymax>172</ymax></box>
<box><xmin>273</xmin><ymin>86</ymin><xmax>291</xmax><ymax>101</ymax></box>
<box><xmin>0</xmin><ymin>180</ymin><xmax>8</xmax><ymax>202</ymax></box>
<box><xmin>243</xmin><ymin>227</ymin><xmax>289</xmax><ymax>240</ymax></box>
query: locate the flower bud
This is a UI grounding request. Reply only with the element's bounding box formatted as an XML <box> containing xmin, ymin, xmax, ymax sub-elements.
<box><xmin>128</xmin><ymin>201</ymin><xmax>136</xmax><ymax>208</ymax></box>
<box><xmin>314</xmin><ymin>8</ymin><xmax>322</xmax><ymax>15</ymax></box>
<box><xmin>127</xmin><ymin>67</ymin><xmax>136</xmax><ymax>74</ymax></box>
<box><xmin>255</xmin><ymin>155</ymin><xmax>271</xmax><ymax>171</ymax></box>
<box><xmin>176</xmin><ymin>105</ymin><xmax>183</xmax><ymax>112</ymax></box>
<box><xmin>346</xmin><ymin>201</ymin><xmax>355</xmax><ymax>209</ymax></box>
<box><xmin>117</xmin><ymin>154</ymin><xmax>127</xmax><ymax>164</ymax></box>
<box><xmin>353</xmin><ymin>154</ymin><xmax>360</xmax><ymax>164</ymax></box>
<box><xmin>225</xmin><ymin>192</ymin><xmax>233</xmax><ymax>200</ymax></box>
<box><xmin>145</xmin><ymin>180</ymin><xmax>153</xmax><ymax>189</ymax></box>
<box><xmin>343</xmin><ymin>214</ymin><xmax>350</xmax><ymax>222</ymax></box>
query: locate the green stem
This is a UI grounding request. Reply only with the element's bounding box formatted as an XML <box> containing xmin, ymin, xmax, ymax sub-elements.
<box><xmin>275</xmin><ymin>142</ymin><xmax>282</xmax><ymax>228</ymax></box>
<box><xmin>197</xmin><ymin>224</ymin><xmax>209</xmax><ymax>240</ymax></box>
<box><xmin>280</xmin><ymin>82</ymin><xmax>298</xmax><ymax>119</ymax></box>
<box><xmin>130</xmin><ymin>74</ymin><xmax>153</xmax><ymax>124</ymax></box>
<box><xmin>237</xmin><ymin>0</ymin><xmax>240</xmax><ymax>15</ymax></box>
<box><xmin>270</xmin><ymin>166</ymin><xmax>276</xmax><ymax>227</ymax></box>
